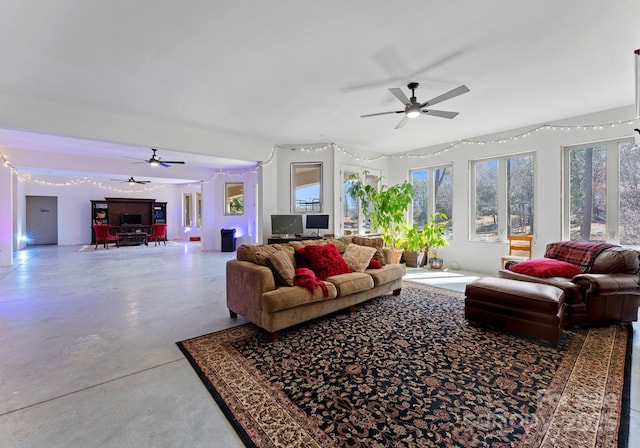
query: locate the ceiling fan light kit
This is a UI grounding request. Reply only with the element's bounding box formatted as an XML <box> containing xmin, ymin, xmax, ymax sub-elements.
<box><xmin>123</xmin><ymin>148</ymin><xmax>186</xmax><ymax>168</ymax></box>
<box><xmin>361</xmin><ymin>82</ymin><xmax>470</xmax><ymax>129</ymax></box>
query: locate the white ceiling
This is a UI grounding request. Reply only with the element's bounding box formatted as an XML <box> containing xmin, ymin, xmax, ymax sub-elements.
<box><xmin>0</xmin><ymin>1</ymin><xmax>639</xmax><ymax>181</ymax></box>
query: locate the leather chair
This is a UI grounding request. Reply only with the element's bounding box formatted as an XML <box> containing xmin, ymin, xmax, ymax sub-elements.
<box><xmin>94</xmin><ymin>224</ymin><xmax>119</xmax><ymax>249</ymax></box>
<box><xmin>498</xmin><ymin>244</ymin><xmax>640</xmax><ymax>327</ymax></box>
<box><xmin>148</xmin><ymin>224</ymin><xmax>167</xmax><ymax>246</ymax></box>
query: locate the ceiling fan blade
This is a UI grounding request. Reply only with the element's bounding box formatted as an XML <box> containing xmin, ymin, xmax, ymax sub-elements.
<box><xmin>420</xmin><ymin>85</ymin><xmax>470</xmax><ymax>108</ymax></box>
<box><xmin>422</xmin><ymin>109</ymin><xmax>459</xmax><ymax>119</ymax></box>
<box><xmin>389</xmin><ymin>88</ymin><xmax>411</xmax><ymax>105</ymax></box>
<box><xmin>395</xmin><ymin>115</ymin><xmax>409</xmax><ymax>129</ymax></box>
<box><xmin>137</xmin><ymin>181</ymin><xmax>151</xmax><ymax>184</ymax></box>
<box><xmin>122</xmin><ymin>156</ymin><xmax>146</xmax><ymax>161</ymax></box>
<box><xmin>159</xmin><ymin>160</ymin><xmax>185</xmax><ymax>164</ymax></box>
<box><xmin>159</xmin><ymin>162</ymin><xmax>171</xmax><ymax>168</ymax></box>
<box><xmin>361</xmin><ymin>110</ymin><xmax>403</xmax><ymax>118</ymax></box>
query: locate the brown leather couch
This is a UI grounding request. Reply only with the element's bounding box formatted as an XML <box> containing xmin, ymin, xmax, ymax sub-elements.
<box><xmin>498</xmin><ymin>245</ymin><xmax>640</xmax><ymax>327</ymax></box>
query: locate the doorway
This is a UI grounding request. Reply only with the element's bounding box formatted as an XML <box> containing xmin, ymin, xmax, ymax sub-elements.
<box><xmin>26</xmin><ymin>196</ymin><xmax>58</xmax><ymax>245</ymax></box>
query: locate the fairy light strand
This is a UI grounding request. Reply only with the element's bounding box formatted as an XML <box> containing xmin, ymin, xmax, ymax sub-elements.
<box><xmin>2</xmin><ymin>116</ymin><xmax>638</xmax><ymax>186</ymax></box>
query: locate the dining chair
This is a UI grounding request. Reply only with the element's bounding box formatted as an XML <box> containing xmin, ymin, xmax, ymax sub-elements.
<box><xmin>500</xmin><ymin>235</ymin><xmax>533</xmax><ymax>269</ymax></box>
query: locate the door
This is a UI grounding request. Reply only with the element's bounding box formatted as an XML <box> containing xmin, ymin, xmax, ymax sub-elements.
<box><xmin>26</xmin><ymin>196</ymin><xmax>58</xmax><ymax>245</ymax></box>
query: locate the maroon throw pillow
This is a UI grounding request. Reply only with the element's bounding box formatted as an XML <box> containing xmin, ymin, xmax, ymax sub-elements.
<box><xmin>295</xmin><ymin>244</ymin><xmax>351</xmax><ymax>280</ymax></box>
<box><xmin>508</xmin><ymin>258</ymin><xmax>581</xmax><ymax>278</ymax></box>
<box><xmin>367</xmin><ymin>259</ymin><xmax>383</xmax><ymax>269</ymax></box>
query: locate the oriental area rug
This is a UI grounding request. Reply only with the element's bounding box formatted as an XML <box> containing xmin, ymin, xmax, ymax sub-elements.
<box><xmin>177</xmin><ymin>284</ymin><xmax>631</xmax><ymax>448</ymax></box>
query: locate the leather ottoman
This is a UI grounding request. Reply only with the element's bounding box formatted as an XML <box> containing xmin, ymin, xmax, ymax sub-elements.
<box><xmin>465</xmin><ymin>277</ymin><xmax>566</xmax><ymax>344</ymax></box>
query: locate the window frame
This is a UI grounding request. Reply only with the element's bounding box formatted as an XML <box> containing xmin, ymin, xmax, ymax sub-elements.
<box><xmin>291</xmin><ymin>162</ymin><xmax>322</xmax><ymax>213</ymax></box>
<box><xmin>470</xmin><ymin>151</ymin><xmax>535</xmax><ymax>242</ymax></box>
<box><xmin>562</xmin><ymin>137</ymin><xmax>635</xmax><ymax>244</ymax></box>
<box><xmin>409</xmin><ymin>163</ymin><xmax>453</xmax><ymax>234</ymax></box>
<box><xmin>224</xmin><ymin>182</ymin><xmax>244</xmax><ymax>216</ymax></box>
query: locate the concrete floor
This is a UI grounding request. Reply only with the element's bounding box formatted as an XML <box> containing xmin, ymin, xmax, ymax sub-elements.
<box><xmin>0</xmin><ymin>245</ymin><xmax>637</xmax><ymax>447</ymax></box>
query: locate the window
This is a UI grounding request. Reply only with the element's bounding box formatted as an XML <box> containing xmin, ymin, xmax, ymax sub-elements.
<box><xmin>183</xmin><ymin>193</ymin><xmax>192</xmax><ymax>227</ymax></box>
<box><xmin>471</xmin><ymin>153</ymin><xmax>534</xmax><ymax>240</ymax></box>
<box><xmin>291</xmin><ymin>163</ymin><xmax>322</xmax><ymax>213</ymax></box>
<box><xmin>225</xmin><ymin>183</ymin><xmax>244</xmax><ymax>215</ymax></box>
<box><xmin>564</xmin><ymin>137</ymin><xmax>638</xmax><ymax>244</ymax></box>
<box><xmin>410</xmin><ymin>165</ymin><xmax>452</xmax><ymax>232</ymax></box>
<box><xmin>196</xmin><ymin>192</ymin><xmax>202</xmax><ymax>227</ymax></box>
<box><xmin>342</xmin><ymin>167</ymin><xmax>380</xmax><ymax>235</ymax></box>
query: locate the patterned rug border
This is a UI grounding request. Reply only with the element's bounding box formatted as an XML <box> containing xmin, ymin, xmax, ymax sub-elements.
<box><xmin>178</xmin><ymin>286</ymin><xmax>632</xmax><ymax>447</ymax></box>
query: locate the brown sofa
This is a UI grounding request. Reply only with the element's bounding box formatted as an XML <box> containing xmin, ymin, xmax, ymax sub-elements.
<box><xmin>226</xmin><ymin>237</ymin><xmax>406</xmax><ymax>340</ymax></box>
<box><xmin>497</xmin><ymin>245</ymin><xmax>640</xmax><ymax>327</ymax></box>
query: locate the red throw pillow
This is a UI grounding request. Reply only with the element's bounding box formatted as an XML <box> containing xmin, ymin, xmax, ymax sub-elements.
<box><xmin>508</xmin><ymin>258</ymin><xmax>582</xmax><ymax>278</ymax></box>
<box><xmin>367</xmin><ymin>259</ymin><xmax>383</xmax><ymax>269</ymax></box>
<box><xmin>295</xmin><ymin>244</ymin><xmax>351</xmax><ymax>280</ymax></box>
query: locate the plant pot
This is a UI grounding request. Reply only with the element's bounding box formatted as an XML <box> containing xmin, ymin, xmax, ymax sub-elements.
<box><xmin>404</xmin><ymin>250</ymin><xmax>425</xmax><ymax>268</ymax></box>
<box><xmin>428</xmin><ymin>257</ymin><xmax>444</xmax><ymax>269</ymax></box>
<box><xmin>390</xmin><ymin>248</ymin><xmax>404</xmax><ymax>264</ymax></box>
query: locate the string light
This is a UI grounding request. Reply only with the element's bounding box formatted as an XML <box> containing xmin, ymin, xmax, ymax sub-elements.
<box><xmin>2</xmin><ymin>116</ymin><xmax>638</xmax><ymax>186</ymax></box>
<box><xmin>263</xmin><ymin>117</ymin><xmax>640</xmax><ymax>163</ymax></box>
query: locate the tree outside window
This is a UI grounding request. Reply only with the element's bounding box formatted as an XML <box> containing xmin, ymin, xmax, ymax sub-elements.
<box><xmin>565</xmin><ymin>137</ymin><xmax>639</xmax><ymax>244</ymax></box>
<box><xmin>411</xmin><ymin>165</ymin><xmax>452</xmax><ymax>233</ymax></box>
<box><xmin>472</xmin><ymin>153</ymin><xmax>534</xmax><ymax>240</ymax></box>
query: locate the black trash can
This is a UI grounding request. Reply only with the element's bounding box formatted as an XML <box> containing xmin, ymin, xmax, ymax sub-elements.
<box><xmin>221</xmin><ymin>228</ymin><xmax>236</xmax><ymax>252</ymax></box>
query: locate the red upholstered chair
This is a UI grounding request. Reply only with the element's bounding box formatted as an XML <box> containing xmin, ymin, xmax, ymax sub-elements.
<box><xmin>94</xmin><ymin>224</ymin><xmax>119</xmax><ymax>249</ymax></box>
<box><xmin>148</xmin><ymin>224</ymin><xmax>167</xmax><ymax>246</ymax></box>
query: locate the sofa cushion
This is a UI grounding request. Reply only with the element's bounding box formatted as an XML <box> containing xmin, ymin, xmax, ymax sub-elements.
<box><xmin>262</xmin><ymin>283</ymin><xmax>338</xmax><ymax>313</ymax></box>
<box><xmin>509</xmin><ymin>258</ymin><xmax>581</xmax><ymax>278</ymax></box>
<box><xmin>239</xmin><ymin>243</ymin><xmax>294</xmax><ymax>265</ymax></box>
<box><xmin>325</xmin><ymin>272</ymin><xmax>374</xmax><ymax>296</ymax></box>
<box><xmin>591</xmin><ymin>247</ymin><xmax>640</xmax><ymax>274</ymax></box>
<box><xmin>352</xmin><ymin>236</ymin><xmax>386</xmax><ymax>265</ymax></box>
<box><xmin>266</xmin><ymin>250</ymin><xmax>296</xmax><ymax>286</ymax></box>
<box><xmin>342</xmin><ymin>243</ymin><xmax>377</xmax><ymax>272</ymax></box>
<box><xmin>295</xmin><ymin>244</ymin><xmax>351</xmax><ymax>280</ymax></box>
<box><xmin>366</xmin><ymin>264</ymin><xmax>407</xmax><ymax>287</ymax></box>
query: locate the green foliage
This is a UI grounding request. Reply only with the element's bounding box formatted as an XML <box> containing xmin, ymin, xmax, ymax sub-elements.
<box><xmin>229</xmin><ymin>197</ymin><xmax>243</xmax><ymax>214</ymax></box>
<box><xmin>346</xmin><ymin>172</ymin><xmax>414</xmax><ymax>249</ymax></box>
<box><xmin>422</xmin><ymin>212</ymin><xmax>449</xmax><ymax>258</ymax></box>
<box><xmin>399</xmin><ymin>222</ymin><xmax>428</xmax><ymax>252</ymax></box>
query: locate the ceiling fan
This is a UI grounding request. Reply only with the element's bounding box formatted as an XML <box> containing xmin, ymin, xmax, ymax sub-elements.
<box><xmin>111</xmin><ymin>176</ymin><xmax>151</xmax><ymax>185</ymax></box>
<box><xmin>126</xmin><ymin>148</ymin><xmax>186</xmax><ymax>167</ymax></box>
<box><xmin>361</xmin><ymin>82</ymin><xmax>470</xmax><ymax>129</ymax></box>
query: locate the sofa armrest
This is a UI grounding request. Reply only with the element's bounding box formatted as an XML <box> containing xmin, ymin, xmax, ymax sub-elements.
<box><xmin>226</xmin><ymin>260</ymin><xmax>276</xmax><ymax>323</ymax></box>
<box><xmin>572</xmin><ymin>273</ymin><xmax>640</xmax><ymax>296</ymax></box>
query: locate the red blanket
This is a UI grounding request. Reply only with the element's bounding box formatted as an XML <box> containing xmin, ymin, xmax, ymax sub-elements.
<box><xmin>294</xmin><ymin>268</ymin><xmax>329</xmax><ymax>298</ymax></box>
<box><xmin>544</xmin><ymin>241</ymin><xmax>616</xmax><ymax>272</ymax></box>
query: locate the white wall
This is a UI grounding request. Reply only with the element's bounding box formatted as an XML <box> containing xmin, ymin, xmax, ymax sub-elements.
<box><xmin>17</xmin><ymin>178</ymin><xmax>180</xmax><ymax>245</ymax></box>
<box><xmin>387</xmin><ymin>105</ymin><xmax>639</xmax><ymax>274</ymax></box>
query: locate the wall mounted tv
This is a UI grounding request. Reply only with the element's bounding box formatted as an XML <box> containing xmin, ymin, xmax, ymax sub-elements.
<box><xmin>306</xmin><ymin>214</ymin><xmax>329</xmax><ymax>236</ymax></box>
<box><xmin>121</xmin><ymin>214</ymin><xmax>142</xmax><ymax>225</ymax></box>
<box><xmin>271</xmin><ymin>214</ymin><xmax>304</xmax><ymax>236</ymax></box>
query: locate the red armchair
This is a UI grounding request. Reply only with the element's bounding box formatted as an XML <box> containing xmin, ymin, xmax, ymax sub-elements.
<box><xmin>94</xmin><ymin>224</ymin><xmax>119</xmax><ymax>249</ymax></box>
<box><xmin>148</xmin><ymin>224</ymin><xmax>167</xmax><ymax>246</ymax></box>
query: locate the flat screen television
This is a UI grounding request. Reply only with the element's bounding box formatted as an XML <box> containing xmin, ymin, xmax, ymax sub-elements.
<box><xmin>306</xmin><ymin>214</ymin><xmax>329</xmax><ymax>236</ymax></box>
<box><xmin>121</xmin><ymin>214</ymin><xmax>142</xmax><ymax>225</ymax></box>
<box><xmin>271</xmin><ymin>214</ymin><xmax>303</xmax><ymax>236</ymax></box>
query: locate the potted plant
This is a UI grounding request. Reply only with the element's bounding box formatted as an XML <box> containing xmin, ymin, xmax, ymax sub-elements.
<box><xmin>422</xmin><ymin>212</ymin><xmax>449</xmax><ymax>269</ymax></box>
<box><xmin>346</xmin><ymin>172</ymin><xmax>414</xmax><ymax>264</ymax></box>
<box><xmin>399</xmin><ymin>223</ymin><xmax>428</xmax><ymax>267</ymax></box>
